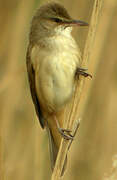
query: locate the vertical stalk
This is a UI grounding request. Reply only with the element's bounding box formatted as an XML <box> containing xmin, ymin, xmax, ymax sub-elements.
<box><xmin>51</xmin><ymin>0</ymin><xmax>103</xmax><ymax>179</ymax></box>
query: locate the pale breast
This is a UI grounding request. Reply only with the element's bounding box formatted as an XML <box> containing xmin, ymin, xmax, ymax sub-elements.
<box><xmin>32</xmin><ymin>32</ymin><xmax>81</xmax><ymax>112</ymax></box>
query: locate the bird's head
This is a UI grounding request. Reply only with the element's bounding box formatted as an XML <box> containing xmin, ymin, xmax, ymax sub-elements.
<box><xmin>30</xmin><ymin>2</ymin><xmax>88</xmax><ymax>44</ymax></box>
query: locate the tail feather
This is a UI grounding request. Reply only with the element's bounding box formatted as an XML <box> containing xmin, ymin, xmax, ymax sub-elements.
<box><xmin>47</xmin><ymin>125</ymin><xmax>58</xmax><ymax>170</ymax></box>
<box><xmin>46</xmin><ymin>126</ymin><xmax>67</xmax><ymax>176</ymax></box>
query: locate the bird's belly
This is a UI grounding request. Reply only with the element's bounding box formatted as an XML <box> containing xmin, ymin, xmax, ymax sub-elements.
<box><xmin>36</xmin><ymin>55</ymin><xmax>76</xmax><ymax>112</ymax></box>
<box><xmin>35</xmin><ymin>35</ymin><xmax>79</xmax><ymax>113</ymax></box>
<box><xmin>50</xmin><ymin>67</ymin><xmax>74</xmax><ymax>111</ymax></box>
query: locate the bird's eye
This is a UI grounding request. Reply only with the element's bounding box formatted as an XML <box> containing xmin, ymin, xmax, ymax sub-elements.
<box><xmin>54</xmin><ymin>18</ymin><xmax>62</xmax><ymax>23</ymax></box>
<box><xmin>51</xmin><ymin>18</ymin><xmax>62</xmax><ymax>23</ymax></box>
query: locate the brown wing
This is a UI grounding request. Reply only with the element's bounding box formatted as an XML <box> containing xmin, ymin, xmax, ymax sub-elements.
<box><xmin>26</xmin><ymin>45</ymin><xmax>44</xmax><ymax>128</ymax></box>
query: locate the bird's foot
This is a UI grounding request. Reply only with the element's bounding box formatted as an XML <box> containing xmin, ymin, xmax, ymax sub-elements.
<box><xmin>76</xmin><ymin>67</ymin><xmax>92</xmax><ymax>78</ymax></box>
<box><xmin>54</xmin><ymin>115</ymin><xmax>73</xmax><ymax>140</ymax></box>
<box><xmin>58</xmin><ymin>127</ymin><xmax>74</xmax><ymax>140</ymax></box>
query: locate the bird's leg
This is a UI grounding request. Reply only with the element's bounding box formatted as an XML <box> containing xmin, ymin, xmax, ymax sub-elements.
<box><xmin>68</xmin><ymin>119</ymin><xmax>80</xmax><ymax>150</ymax></box>
<box><xmin>54</xmin><ymin>115</ymin><xmax>74</xmax><ymax>140</ymax></box>
<box><xmin>75</xmin><ymin>67</ymin><xmax>92</xmax><ymax>78</ymax></box>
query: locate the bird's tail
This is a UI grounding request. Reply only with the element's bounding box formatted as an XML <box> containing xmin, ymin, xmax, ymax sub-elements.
<box><xmin>46</xmin><ymin>125</ymin><xmax>67</xmax><ymax>176</ymax></box>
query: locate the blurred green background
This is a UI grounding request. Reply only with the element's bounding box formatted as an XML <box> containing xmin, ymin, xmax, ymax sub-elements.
<box><xmin>0</xmin><ymin>0</ymin><xmax>117</xmax><ymax>179</ymax></box>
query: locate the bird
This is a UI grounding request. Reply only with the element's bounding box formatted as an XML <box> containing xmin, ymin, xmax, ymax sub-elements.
<box><xmin>26</xmin><ymin>1</ymin><xmax>90</xmax><ymax>175</ymax></box>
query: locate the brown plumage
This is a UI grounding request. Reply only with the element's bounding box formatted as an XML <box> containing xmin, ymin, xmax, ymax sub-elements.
<box><xmin>26</xmin><ymin>1</ymin><xmax>89</xmax><ymax>175</ymax></box>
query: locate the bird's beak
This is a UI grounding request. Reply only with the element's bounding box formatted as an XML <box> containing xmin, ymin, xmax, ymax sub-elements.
<box><xmin>63</xmin><ymin>19</ymin><xmax>89</xmax><ymax>26</ymax></box>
